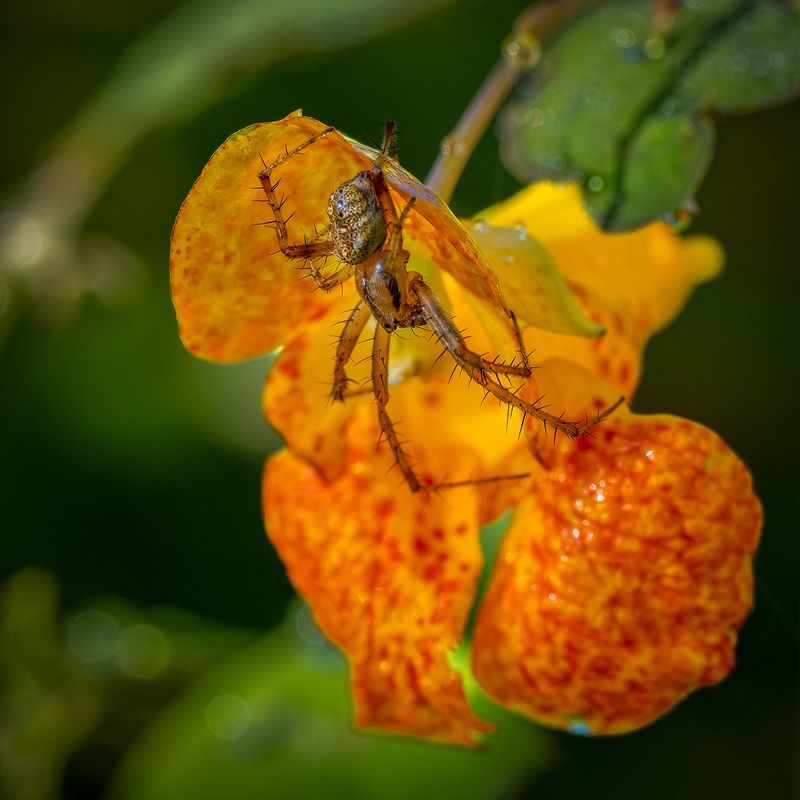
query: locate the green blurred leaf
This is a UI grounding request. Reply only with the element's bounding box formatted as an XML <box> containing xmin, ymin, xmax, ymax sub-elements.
<box><xmin>0</xmin><ymin>569</ymin><xmax>258</xmax><ymax>800</ymax></box>
<box><xmin>111</xmin><ymin>604</ymin><xmax>552</xmax><ymax>800</ymax></box>
<box><xmin>58</xmin><ymin>0</ymin><xmax>460</xmax><ymax>187</ymax></box>
<box><xmin>500</xmin><ymin>0</ymin><xmax>800</xmax><ymax>230</ymax></box>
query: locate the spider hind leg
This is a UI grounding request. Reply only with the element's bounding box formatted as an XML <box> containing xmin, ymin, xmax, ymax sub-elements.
<box><xmin>411</xmin><ymin>278</ymin><xmax>618</xmax><ymax>439</ymax></box>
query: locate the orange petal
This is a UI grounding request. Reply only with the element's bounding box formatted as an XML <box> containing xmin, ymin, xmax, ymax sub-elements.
<box><xmin>520</xmin><ymin>289</ymin><xmax>643</xmax><ymax>398</ymax></box>
<box><xmin>262</xmin><ymin>439</ymin><xmax>492</xmax><ymax>745</ymax></box>
<box><xmin>262</xmin><ymin>296</ymin><xmax>365</xmax><ymax>481</ymax></box>
<box><xmin>172</xmin><ymin>111</ymin><xmax>521</xmax><ymax>361</ymax></box>
<box><xmin>171</xmin><ymin>113</ymin><xmax>369</xmax><ymax>361</ymax></box>
<box><xmin>384</xmin><ymin>377</ymin><xmax>539</xmax><ymax>523</ymax></box>
<box><xmin>472</xmin><ymin>412</ymin><xmax>761</xmax><ymax>735</ymax></box>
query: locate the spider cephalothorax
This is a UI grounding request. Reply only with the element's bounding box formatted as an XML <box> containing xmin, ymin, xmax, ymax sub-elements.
<box><xmin>258</xmin><ymin>121</ymin><xmax>617</xmax><ymax>491</ymax></box>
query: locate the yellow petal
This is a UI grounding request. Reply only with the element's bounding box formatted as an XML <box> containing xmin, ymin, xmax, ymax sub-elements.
<box><xmin>485</xmin><ymin>182</ymin><xmax>723</xmax><ymax>340</ymax></box>
<box><xmin>262</xmin><ymin>300</ymin><xmax>364</xmax><ymax>481</ymax></box>
<box><xmin>472</xmin><ymin>410</ymin><xmax>761</xmax><ymax>735</ymax></box>
<box><xmin>467</xmin><ymin>220</ymin><xmax>603</xmax><ymax>338</ymax></box>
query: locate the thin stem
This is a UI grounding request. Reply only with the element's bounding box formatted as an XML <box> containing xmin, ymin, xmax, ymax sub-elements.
<box><xmin>425</xmin><ymin>0</ymin><xmax>598</xmax><ymax>203</ymax></box>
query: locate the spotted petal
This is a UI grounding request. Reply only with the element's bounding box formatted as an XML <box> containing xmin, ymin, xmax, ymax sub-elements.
<box><xmin>171</xmin><ymin>112</ymin><xmax>523</xmax><ymax>361</ymax></box>
<box><xmin>262</xmin><ymin>419</ymin><xmax>491</xmax><ymax>745</ymax></box>
<box><xmin>472</xmin><ymin>408</ymin><xmax>761</xmax><ymax>735</ymax></box>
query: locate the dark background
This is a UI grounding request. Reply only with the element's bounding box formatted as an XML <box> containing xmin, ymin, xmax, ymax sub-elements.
<box><xmin>1</xmin><ymin>0</ymin><xmax>797</xmax><ymax>798</ymax></box>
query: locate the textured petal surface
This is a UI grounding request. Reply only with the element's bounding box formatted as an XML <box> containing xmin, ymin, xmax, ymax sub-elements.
<box><xmin>171</xmin><ymin>111</ymin><xmax>523</xmax><ymax>362</ymax></box>
<box><xmin>486</xmin><ymin>182</ymin><xmax>723</xmax><ymax>339</ymax></box>
<box><xmin>170</xmin><ymin>113</ymin><xmax>363</xmax><ymax>361</ymax></box>
<box><xmin>482</xmin><ymin>182</ymin><xmax>722</xmax><ymax>397</ymax></box>
<box><xmin>472</xmin><ymin>411</ymin><xmax>762</xmax><ymax>735</ymax></box>
<box><xmin>263</xmin><ymin>432</ymin><xmax>492</xmax><ymax>745</ymax></box>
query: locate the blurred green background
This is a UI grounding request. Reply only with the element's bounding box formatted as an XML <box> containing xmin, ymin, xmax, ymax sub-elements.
<box><xmin>0</xmin><ymin>0</ymin><xmax>797</xmax><ymax>798</ymax></box>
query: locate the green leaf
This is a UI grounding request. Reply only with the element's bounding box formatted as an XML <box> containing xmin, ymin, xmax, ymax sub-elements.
<box><xmin>500</xmin><ymin>0</ymin><xmax>800</xmax><ymax>231</ymax></box>
<box><xmin>111</xmin><ymin>604</ymin><xmax>553</xmax><ymax>800</ymax></box>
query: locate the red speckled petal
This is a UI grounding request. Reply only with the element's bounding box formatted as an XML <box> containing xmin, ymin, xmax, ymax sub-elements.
<box><xmin>172</xmin><ymin>112</ymin><xmax>519</xmax><ymax>361</ymax></box>
<box><xmin>263</xmin><ymin>435</ymin><xmax>492</xmax><ymax>745</ymax></box>
<box><xmin>472</xmin><ymin>411</ymin><xmax>761</xmax><ymax>735</ymax></box>
<box><xmin>171</xmin><ymin>113</ymin><xmax>370</xmax><ymax>361</ymax></box>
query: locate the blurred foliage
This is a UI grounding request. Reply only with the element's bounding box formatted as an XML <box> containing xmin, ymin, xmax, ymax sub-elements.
<box><xmin>0</xmin><ymin>568</ymin><xmax>257</xmax><ymax>800</ymax></box>
<box><xmin>0</xmin><ymin>0</ymin><xmax>798</xmax><ymax>798</ymax></box>
<box><xmin>501</xmin><ymin>0</ymin><xmax>800</xmax><ymax>229</ymax></box>
<box><xmin>111</xmin><ymin>605</ymin><xmax>551</xmax><ymax>800</ymax></box>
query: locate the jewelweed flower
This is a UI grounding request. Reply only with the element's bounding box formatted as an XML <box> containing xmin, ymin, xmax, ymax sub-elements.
<box><xmin>171</xmin><ymin>113</ymin><xmax>761</xmax><ymax>745</ymax></box>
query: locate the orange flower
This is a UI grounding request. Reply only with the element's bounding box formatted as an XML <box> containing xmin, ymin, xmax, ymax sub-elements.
<box><xmin>171</xmin><ymin>113</ymin><xmax>761</xmax><ymax>745</ymax></box>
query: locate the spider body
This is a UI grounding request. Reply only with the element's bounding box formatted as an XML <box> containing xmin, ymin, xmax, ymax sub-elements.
<box><xmin>258</xmin><ymin>121</ymin><xmax>617</xmax><ymax>491</ymax></box>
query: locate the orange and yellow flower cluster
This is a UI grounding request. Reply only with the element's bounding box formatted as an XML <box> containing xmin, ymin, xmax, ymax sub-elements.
<box><xmin>171</xmin><ymin>113</ymin><xmax>761</xmax><ymax>745</ymax></box>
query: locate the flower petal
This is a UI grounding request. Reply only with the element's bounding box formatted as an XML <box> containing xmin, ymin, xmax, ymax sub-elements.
<box><xmin>485</xmin><ymin>182</ymin><xmax>723</xmax><ymax>340</ymax></box>
<box><xmin>171</xmin><ymin>113</ymin><xmax>369</xmax><ymax>361</ymax></box>
<box><xmin>262</xmin><ymin>298</ymin><xmax>366</xmax><ymax>481</ymax></box>
<box><xmin>466</xmin><ymin>220</ymin><xmax>603</xmax><ymax>338</ymax></box>
<box><xmin>472</xmin><ymin>411</ymin><xmax>761</xmax><ymax>735</ymax></box>
<box><xmin>262</xmin><ymin>421</ymin><xmax>493</xmax><ymax>745</ymax></box>
<box><xmin>478</xmin><ymin>183</ymin><xmax>721</xmax><ymax>397</ymax></box>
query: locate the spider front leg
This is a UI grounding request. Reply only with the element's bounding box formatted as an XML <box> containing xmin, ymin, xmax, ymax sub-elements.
<box><xmin>258</xmin><ymin>127</ymin><xmax>352</xmax><ymax>292</ymax></box>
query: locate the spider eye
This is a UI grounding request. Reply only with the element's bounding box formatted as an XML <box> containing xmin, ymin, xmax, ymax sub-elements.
<box><xmin>384</xmin><ymin>323</ymin><xmax>392</xmax><ymax>331</ymax></box>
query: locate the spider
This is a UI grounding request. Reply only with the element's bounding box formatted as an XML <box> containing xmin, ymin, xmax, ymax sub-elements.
<box><xmin>258</xmin><ymin>121</ymin><xmax>618</xmax><ymax>492</ymax></box>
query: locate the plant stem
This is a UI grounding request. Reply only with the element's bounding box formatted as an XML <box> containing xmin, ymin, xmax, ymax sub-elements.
<box><xmin>425</xmin><ymin>0</ymin><xmax>598</xmax><ymax>203</ymax></box>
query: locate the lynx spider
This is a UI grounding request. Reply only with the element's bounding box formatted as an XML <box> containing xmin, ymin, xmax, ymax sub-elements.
<box><xmin>258</xmin><ymin>121</ymin><xmax>618</xmax><ymax>492</ymax></box>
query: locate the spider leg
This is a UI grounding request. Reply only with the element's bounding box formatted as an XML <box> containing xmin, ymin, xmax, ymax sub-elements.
<box><xmin>412</xmin><ymin>279</ymin><xmax>617</xmax><ymax>437</ymax></box>
<box><xmin>378</xmin><ymin>120</ymin><xmax>398</xmax><ymax>164</ymax></box>
<box><xmin>372</xmin><ymin>325</ymin><xmax>422</xmax><ymax>493</ymax></box>
<box><xmin>413</xmin><ymin>280</ymin><xmax>530</xmax><ymax>380</ymax></box>
<box><xmin>510</xmin><ymin>310</ymin><xmax>532</xmax><ymax>371</ymax></box>
<box><xmin>259</xmin><ymin>168</ymin><xmax>333</xmax><ymax>261</ymax></box>
<box><xmin>258</xmin><ymin>128</ymin><xmax>343</xmax><ymax>288</ymax></box>
<box><xmin>261</xmin><ymin>126</ymin><xmax>334</xmax><ymax>173</ymax></box>
<box><xmin>332</xmin><ymin>300</ymin><xmax>371</xmax><ymax>402</ymax></box>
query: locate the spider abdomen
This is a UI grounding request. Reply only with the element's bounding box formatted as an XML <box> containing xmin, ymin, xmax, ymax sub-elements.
<box><xmin>326</xmin><ymin>171</ymin><xmax>387</xmax><ymax>264</ymax></box>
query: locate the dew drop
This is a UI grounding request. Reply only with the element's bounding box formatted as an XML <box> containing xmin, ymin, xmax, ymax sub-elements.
<box><xmin>295</xmin><ymin>603</ymin><xmax>326</xmax><ymax>646</ymax></box>
<box><xmin>587</xmin><ymin>175</ymin><xmax>604</xmax><ymax>193</ymax></box>
<box><xmin>525</xmin><ymin>107</ymin><xmax>545</xmax><ymax>128</ymax></box>
<box><xmin>611</xmin><ymin>27</ymin><xmax>636</xmax><ymax>48</ymax></box>
<box><xmin>567</xmin><ymin>716</ymin><xmax>592</xmax><ymax>736</ymax></box>
<box><xmin>68</xmin><ymin>610</ymin><xmax>119</xmax><ymax>663</ymax></box>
